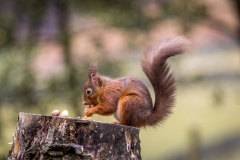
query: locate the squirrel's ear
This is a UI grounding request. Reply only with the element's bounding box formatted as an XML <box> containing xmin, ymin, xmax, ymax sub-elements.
<box><xmin>88</xmin><ymin>63</ymin><xmax>102</xmax><ymax>86</ymax></box>
<box><xmin>90</xmin><ymin>73</ymin><xmax>102</xmax><ymax>86</ymax></box>
<box><xmin>88</xmin><ymin>63</ymin><xmax>98</xmax><ymax>79</ymax></box>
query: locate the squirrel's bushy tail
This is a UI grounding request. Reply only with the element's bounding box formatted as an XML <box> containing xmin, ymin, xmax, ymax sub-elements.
<box><xmin>141</xmin><ymin>36</ymin><xmax>190</xmax><ymax>126</ymax></box>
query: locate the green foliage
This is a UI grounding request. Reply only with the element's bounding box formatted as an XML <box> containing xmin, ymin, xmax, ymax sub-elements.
<box><xmin>0</xmin><ymin>48</ymin><xmax>123</xmax><ymax>107</ymax></box>
<box><xmin>0</xmin><ymin>49</ymin><xmax>35</xmax><ymax>106</ymax></box>
<box><xmin>74</xmin><ymin>0</ymin><xmax>151</xmax><ymax>30</ymax></box>
<box><xmin>162</xmin><ymin>0</ymin><xmax>207</xmax><ymax>30</ymax></box>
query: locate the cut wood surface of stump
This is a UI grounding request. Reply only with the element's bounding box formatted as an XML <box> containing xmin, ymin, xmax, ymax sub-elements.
<box><xmin>8</xmin><ymin>112</ymin><xmax>141</xmax><ymax>160</ymax></box>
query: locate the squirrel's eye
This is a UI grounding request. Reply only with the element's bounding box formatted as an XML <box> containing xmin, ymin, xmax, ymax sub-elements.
<box><xmin>86</xmin><ymin>88</ymin><xmax>92</xmax><ymax>95</ymax></box>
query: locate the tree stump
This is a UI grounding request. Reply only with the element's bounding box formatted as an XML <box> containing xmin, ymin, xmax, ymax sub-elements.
<box><xmin>7</xmin><ymin>112</ymin><xmax>141</xmax><ymax>160</ymax></box>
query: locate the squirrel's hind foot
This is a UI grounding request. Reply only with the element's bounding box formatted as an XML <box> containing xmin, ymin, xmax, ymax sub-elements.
<box><xmin>112</xmin><ymin>121</ymin><xmax>121</xmax><ymax>125</ymax></box>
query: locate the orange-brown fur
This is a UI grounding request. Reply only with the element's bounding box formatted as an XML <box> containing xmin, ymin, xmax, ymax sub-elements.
<box><xmin>83</xmin><ymin>36</ymin><xmax>190</xmax><ymax>127</ymax></box>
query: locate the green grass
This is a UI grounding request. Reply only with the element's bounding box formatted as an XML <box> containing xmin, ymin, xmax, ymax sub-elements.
<box><xmin>140</xmin><ymin>81</ymin><xmax>240</xmax><ymax>159</ymax></box>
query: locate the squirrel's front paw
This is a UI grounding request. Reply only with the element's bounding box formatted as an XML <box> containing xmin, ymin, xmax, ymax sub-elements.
<box><xmin>84</xmin><ymin>108</ymin><xmax>94</xmax><ymax>117</ymax></box>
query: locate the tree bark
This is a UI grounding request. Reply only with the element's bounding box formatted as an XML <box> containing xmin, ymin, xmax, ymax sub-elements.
<box><xmin>7</xmin><ymin>112</ymin><xmax>141</xmax><ymax>160</ymax></box>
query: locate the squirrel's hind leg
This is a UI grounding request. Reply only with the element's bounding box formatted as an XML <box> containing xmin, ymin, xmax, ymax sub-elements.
<box><xmin>118</xmin><ymin>95</ymin><xmax>149</xmax><ymax>127</ymax></box>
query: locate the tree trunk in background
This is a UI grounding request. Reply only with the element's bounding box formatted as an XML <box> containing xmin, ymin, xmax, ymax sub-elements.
<box><xmin>57</xmin><ymin>1</ymin><xmax>81</xmax><ymax>116</ymax></box>
<box><xmin>231</xmin><ymin>0</ymin><xmax>240</xmax><ymax>40</ymax></box>
<box><xmin>231</xmin><ymin>0</ymin><xmax>240</xmax><ymax>68</ymax></box>
<box><xmin>7</xmin><ymin>112</ymin><xmax>141</xmax><ymax>160</ymax></box>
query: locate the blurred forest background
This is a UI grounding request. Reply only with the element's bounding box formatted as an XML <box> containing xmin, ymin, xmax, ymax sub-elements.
<box><xmin>0</xmin><ymin>0</ymin><xmax>240</xmax><ymax>159</ymax></box>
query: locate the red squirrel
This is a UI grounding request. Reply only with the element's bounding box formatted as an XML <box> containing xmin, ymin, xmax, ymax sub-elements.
<box><xmin>82</xmin><ymin>36</ymin><xmax>190</xmax><ymax>127</ymax></box>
